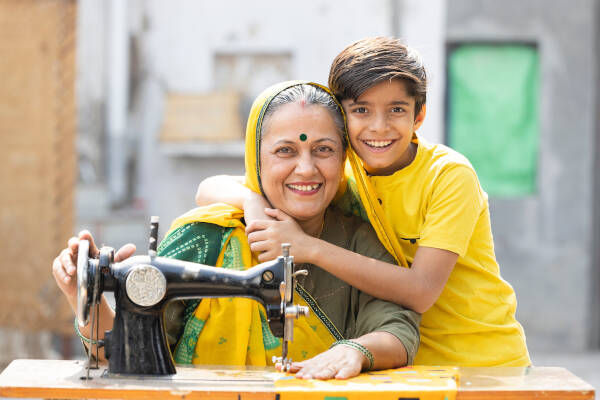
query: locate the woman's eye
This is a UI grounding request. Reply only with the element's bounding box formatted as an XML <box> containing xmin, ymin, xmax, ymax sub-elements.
<box><xmin>275</xmin><ymin>146</ymin><xmax>294</xmax><ymax>155</ymax></box>
<box><xmin>353</xmin><ymin>107</ymin><xmax>367</xmax><ymax>114</ymax></box>
<box><xmin>316</xmin><ymin>145</ymin><xmax>333</xmax><ymax>153</ymax></box>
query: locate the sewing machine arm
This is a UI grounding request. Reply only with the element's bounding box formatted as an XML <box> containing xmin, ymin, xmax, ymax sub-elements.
<box><xmin>79</xmin><ymin>249</ymin><xmax>285</xmax><ymax>375</ymax></box>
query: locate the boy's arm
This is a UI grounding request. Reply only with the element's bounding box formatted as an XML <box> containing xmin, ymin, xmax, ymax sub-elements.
<box><xmin>315</xmin><ymin>241</ymin><xmax>456</xmax><ymax>313</ymax></box>
<box><xmin>195</xmin><ymin>175</ymin><xmax>272</xmax><ymax>223</ymax></box>
<box><xmin>195</xmin><ymin>175</ymin><xmax>247</xmax><ymax>208</ymax></box>
<box><xmin>305</xmin><ymin>165</ymin><xmax>479</xmax><ymax>313</ymax></box>
<box><xmin>305</xmin><ymin>234</ymin><xmax>456</xmax><ymax>313</ymax></box>
<box><xmin>246</xmin><ymin>166</ymin><xmax>472</xmax><ymax>313</ymax></box>
<box><xmin>249</xmin><ymin>209</ymin><xmax>457</xmax><ymax>313</ymax></box>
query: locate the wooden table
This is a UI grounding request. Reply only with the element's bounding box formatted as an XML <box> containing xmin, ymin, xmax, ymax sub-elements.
<box><xmin>0</xmin><ymin>359</ymin><xmax>595</xmax><ymax>399</ymax></box>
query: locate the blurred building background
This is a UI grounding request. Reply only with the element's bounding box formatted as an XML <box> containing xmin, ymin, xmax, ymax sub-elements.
<box><xmin>1</xmin><ymin>0</ymin><xmax>599</xmax><ymax>388</ymax></box>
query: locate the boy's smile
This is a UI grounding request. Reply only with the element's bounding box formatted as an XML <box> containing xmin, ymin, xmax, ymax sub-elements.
<box><xmin>342</xmin><ymin>79</ymin><xmax>425</xmax><ymax>176</ymax></box>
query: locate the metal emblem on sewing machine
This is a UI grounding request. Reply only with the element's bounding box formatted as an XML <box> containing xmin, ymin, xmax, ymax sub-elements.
<box><xmin>76</xmin><ymin>216</ymin><xmax>309</xmax><ymax>378</ymax></box>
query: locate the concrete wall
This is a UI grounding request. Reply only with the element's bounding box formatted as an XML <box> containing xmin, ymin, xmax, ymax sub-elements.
<box><xmin>591</xmin><ymin>0</ymin><xmax>600</xmax><ymax>349</ymax></box>
<box><xmin>399</xmin><ymin>0</ymin><xmax>447</xmax><ymax>144</ymax></box>
<box><xmin>133</xmin><ymin>0</ymin><xmax>400</xmax><ymax>227</ymax></box>
<box><xmin>77</xmin><ymin>0</ymin><xmax>108</xmax><ymax>185</ymax></box>
<box><xmin>447</xmin><ymin>0</ymin><xmax>597</xmax><ymax>351</ymax></box>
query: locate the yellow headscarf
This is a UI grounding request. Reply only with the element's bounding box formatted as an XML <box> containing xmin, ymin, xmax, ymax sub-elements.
<box><xmin>167</xmin><ymin>81</ymin><xmax>351</xmax><ymax>366</ymax></box>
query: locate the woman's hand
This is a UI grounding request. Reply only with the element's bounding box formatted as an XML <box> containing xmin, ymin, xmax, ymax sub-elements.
<box><xmin>52</xmin><ymin>230</ymin><xmax>136</xmax><ymax>309</ymax></box>
<box><xmin>52</xmin><ymin>230</ymin><xmax>134</xmax><ymax>360</ymax></box>
<box><xmin>279</xmin><ymin>344</ymin><xmax>366</xmax><ymax>380</ymax></box>
<box><xmin>245</xmin><ymin>208</ymin><xmax>314</xmax><ymax>263</ymax></box>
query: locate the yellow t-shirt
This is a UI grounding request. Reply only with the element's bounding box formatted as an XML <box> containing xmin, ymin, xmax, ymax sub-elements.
<box><xmin>346</xmin><ymin>134</ymin><xmax>530</xmax><ymax>367</ymax></box>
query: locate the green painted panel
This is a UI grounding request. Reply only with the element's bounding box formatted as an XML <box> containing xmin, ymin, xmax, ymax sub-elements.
<box><xmin>448</xmin><ymin>44</ymin><xmax>539</xmax><ymax>196</ymax></box>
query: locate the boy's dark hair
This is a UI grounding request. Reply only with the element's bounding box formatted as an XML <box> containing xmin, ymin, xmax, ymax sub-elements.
<box><xmin>328</xmin><ymin>37</ymin><xmax>427</xmax><ymax>117</ymax></box>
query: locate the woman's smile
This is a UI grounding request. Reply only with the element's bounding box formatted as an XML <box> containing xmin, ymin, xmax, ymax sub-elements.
<box><xmin>286</xmin><ymin>182</ymin><xmax>323</xmax><ymax>195</ymax></box>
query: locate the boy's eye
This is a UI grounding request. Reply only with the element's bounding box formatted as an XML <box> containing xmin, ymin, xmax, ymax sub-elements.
<box><xmin>391</xmin><ymin>107</ymin><xmax>405</xmax><ymax>113</ymax></box>
<box><xmin>353</xmin><ymin>107</ymin><xmax>368</xmax><ymax>114</ymax></box>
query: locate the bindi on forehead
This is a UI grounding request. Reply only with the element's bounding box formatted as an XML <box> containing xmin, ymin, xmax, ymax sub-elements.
<box><xmin>299</xmin><ymin>133</ymin><xmax>307</xmax><ymax>141</ymax></box>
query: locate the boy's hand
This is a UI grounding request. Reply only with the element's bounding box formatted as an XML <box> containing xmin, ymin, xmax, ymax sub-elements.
<box><xmin>245</xmin><ymin>208</ymin><xmax>313</xmax><ymax>263</ymax></box>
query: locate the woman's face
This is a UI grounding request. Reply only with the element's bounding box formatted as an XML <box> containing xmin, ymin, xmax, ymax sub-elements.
<box><xmin>260</xmin><ymin>102</ymin><xmax>345</xmax><ymax>224</ymax></box>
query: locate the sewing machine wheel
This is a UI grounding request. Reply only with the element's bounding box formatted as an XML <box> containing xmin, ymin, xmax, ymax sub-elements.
<box><xmin>76</xmin><ymin>240</ymin><xmax>95</xmax><ymax>326</ymax></box>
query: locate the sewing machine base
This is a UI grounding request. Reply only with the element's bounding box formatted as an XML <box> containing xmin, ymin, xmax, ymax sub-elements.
<box><xmin>99</xmin><ymin>363</ymin><xmax>281</xmax><ymax>385</ymax></box>
<box><xmin>0</xmin><ymin>359</ymin><xmax>595</xmax><ymax>400</ymax></box>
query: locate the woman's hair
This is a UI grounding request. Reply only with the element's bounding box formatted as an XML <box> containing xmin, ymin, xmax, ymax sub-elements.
<box><xmin>328</xmin><ymin>37</ymin><xmax>427</xmax><ymax>117</ymax></box>
<box><xmin>261</xmin><ymin>84</ymin><xmax>347</xmax><ymax>150</ymax></box>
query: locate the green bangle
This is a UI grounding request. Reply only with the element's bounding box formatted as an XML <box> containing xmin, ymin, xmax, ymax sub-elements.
<box><xmin>73</xmin><ymin>317</ymin><xmax>98</xmax><ymax>345</ymax></box>
<box><xmin>331</xmin><ymin>339</ymin><xmax>374</xmax><ymax>371</ymax></box>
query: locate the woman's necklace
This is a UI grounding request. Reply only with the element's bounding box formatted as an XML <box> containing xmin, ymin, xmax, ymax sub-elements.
<box><xmin>317</xmin><ymin>218</ymin><xmax>325</xmax><ymax>238</ymax></box>
<box><xmin>317</xmin><ymin>209</ymin><xmax>327</xmax><ymax>238</ymax></box>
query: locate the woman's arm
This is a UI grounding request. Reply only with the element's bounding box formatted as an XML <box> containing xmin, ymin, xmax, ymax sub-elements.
<box><xmin>286</xmin><ymin>331</ymin><xmax>406</xmax><ymax>379</ymax></box>
<box><xmin>247</xmin><ymin>209</ymin><xmax>457</xmax><ymax>313</ymax></box>
<box><xmin>52</xmin><ymin>231</ymin><xmax>136</xmax><ymax>360</ymax></box>
<box><xmin>195</xmin><ymin>175</ymin><xmax>273</xmax><ymax>223</ymax></box>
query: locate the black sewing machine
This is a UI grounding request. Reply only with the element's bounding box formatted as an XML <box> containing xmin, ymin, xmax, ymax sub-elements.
<box><xmin>76</xmin><ymin>216</ymin><xmax>308</xmax><ymax>377</ymax></box>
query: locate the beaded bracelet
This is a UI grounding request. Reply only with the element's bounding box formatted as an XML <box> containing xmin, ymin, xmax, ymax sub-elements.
<box><xmin>330</xmin><ymin>339</ymin><xmax>374</xmax><ymax>370</ymax></box>
<box><xmin>73</xmin><ymin>317</ymin><xmax>99</xmax><ymax>345</ymax></box>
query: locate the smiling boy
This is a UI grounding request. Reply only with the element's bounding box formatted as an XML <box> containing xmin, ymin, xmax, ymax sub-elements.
<box><xmin>325</xmin><ymin>37</ymin><xmax>530</xmax><ymax>366</ymax></box>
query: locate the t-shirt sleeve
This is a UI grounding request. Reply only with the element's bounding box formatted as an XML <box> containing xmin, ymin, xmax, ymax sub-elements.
<box><xmin>419</xmin><ymin>165</ymin><xmax>485</xmax><ymax>257</ymax></box>
<box><xmin>354</xmin><ymin>290</ymin><xmax>421</xmax><ymax>365</ymax></box>
<box><xmin>349</xmin><ymin>221</ymin><xmax>421</xmax><ymax>365</ymax></box>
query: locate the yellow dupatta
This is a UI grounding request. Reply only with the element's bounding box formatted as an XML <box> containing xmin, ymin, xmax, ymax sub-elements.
<box><xmin>342</xmin><ymin>150</ymin><xmax>409</xmax><ymax>268</ymax></box>
<box><xmin>167</xmin><ymin>81</ymin><xmax>348</xmax><ymax>367</ymax></box>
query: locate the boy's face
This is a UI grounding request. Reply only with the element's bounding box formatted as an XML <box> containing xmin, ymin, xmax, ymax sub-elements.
<box><xmin>342</xmin><ymin>79</ymin><xmax>425</xmax><ymax>176</ymax></box>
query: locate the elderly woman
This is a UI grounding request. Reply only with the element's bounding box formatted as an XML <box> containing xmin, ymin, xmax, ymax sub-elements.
<box><xmin>52</xmin><ymin>81</ymin><xmax>419</xmax><ymax>379</ymax></box>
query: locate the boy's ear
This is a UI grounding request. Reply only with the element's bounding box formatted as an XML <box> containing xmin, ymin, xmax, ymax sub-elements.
<box><xmin>414</xmin><ymin>104</ymin><xmax>427</xmax><ymax>131</ymax></box>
